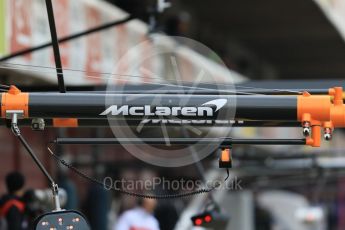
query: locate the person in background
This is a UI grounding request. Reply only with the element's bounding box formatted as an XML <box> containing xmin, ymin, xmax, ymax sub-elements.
<box><xmin>154</xmin><ymin>198</ymin><xmax>179</xmax><ymax>230</ymax></box>
<box><xmin>84</xmin><ymin>182</ymin><xmax>111</xmax><ymax>230</ymax></box>
<box><xmin>0</xmin><ymin>172</ymin><xmax>27</xmax><ymax>230</ymax></box>
<box><xmin>114</xmin><ymin>196</ymin><xmax>160</xmax><ymax>230</ymax></box>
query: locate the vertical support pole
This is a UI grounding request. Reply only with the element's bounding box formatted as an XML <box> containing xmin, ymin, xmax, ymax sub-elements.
<box><xmin>45</xmin><ymin>0</ymin><xmax>66</xmax><ymax>93</ymax></box>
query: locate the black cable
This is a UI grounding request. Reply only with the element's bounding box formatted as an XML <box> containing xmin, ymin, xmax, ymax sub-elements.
<box><xmin>181</xmin><ymin>127</ymin><xmax>220</xmax><ymax>208</ymax></box>
<box><xmin>53</xmin><ymin>137</ymin><xmax>307</xmax><ymax>146</ymax></box>
<box><xmin>48</xmin><ymin>147</ymin><xmax>226</xmax><ymax>199</ymax></box>
<box><xmin>45</xmin><ymin>0</ymin><xmax>66</xmax><ymax>93</ymax></box>
<box><xmin>224</xmin><ymin>169</ymin><xmax>230</xmax><ymax>181</ymax></box>
<box><xmin>12</xmin><ymin>125</ymin><xmax>55</xmax><ymax>186</ymax></box>
<box><xmin>18</xmin><ymin>135</ymin><xmax>55</xmax><ymax>184</ymax></box>
<box><xmin>0</xmin><ymin>16</ymin><xmax>134</xmax><ymax>62</ymax></box>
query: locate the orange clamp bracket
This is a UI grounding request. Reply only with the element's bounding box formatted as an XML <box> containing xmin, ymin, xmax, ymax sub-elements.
<box><xmin>298</xmin><ymin>87</ymin><xmax>345</xmax><ymax>147</ymax></box>
<box><xmin>1</xmin><ymin>86</ymin><xmax>29</xmax><ymax>118</ymax></box>
<box><xmin>53</xmin><ymin>118</ymin><xmax>79</xmax><ymax>127</ymax></box>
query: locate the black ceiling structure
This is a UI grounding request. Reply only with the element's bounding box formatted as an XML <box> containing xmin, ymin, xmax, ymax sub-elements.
<box><xmin>110</xmin><ymin>0</ymin><xmax>344</xmax><ymax>80</ymax></box>
<box><xmin>175</xmin><ymin>0</ymin><xmax>345</xmax><ymax>79</ymax></box>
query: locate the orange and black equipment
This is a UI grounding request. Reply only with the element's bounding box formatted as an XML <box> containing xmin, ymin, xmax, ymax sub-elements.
<box><xmin>1</xmin><ymin>85</ymin><xmax>345</xmax><ymax>148</ymax></box>
<box><xmin>219</xmin><ymin>148</ymin><xmax>232</xmax><ymax>168</ymax></box>
<box><xmin>191</xmin><ymin>212</ymin><xmax>213</xmax><ymax>227</ymax></box>
<box><xmin>191</xmin><ymin>210</ymin><xmax>229</xmax><ymax>228</ymax></box>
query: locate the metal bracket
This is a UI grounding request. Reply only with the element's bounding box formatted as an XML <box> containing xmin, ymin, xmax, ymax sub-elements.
<box><xmin>8</xmin><ymin>111</ymin><xmax>23</xmax><ymax>136</ymax></box>
<box><xmin>6</xmin><ymin>110</ymin><xmax>24</xmax><ymax>119</ymax></box>
<box><xmin>52</xmin><ymin>182</ymin><xmax>61</xmax><ymax>211</ymax></box>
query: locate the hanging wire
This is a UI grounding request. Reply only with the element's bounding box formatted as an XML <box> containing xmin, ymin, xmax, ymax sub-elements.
<box><xmin>1</xmin><ymin>62</ymin><xmax>156</xmax><ymax>82</ymax></box>
<box><xmin>0</xmin><ymin>63</ymin><xmax>259</xmax><ymax>95</ymax></box>
<box><xmin>235</xmin><ymin>85</ymin><xmax>302</xmax><ymax>94</ymax></box>
<box><xmin>0</xmin><ymin>62</ymin><xmax>304</xmax><ymax>95</ymax></box>
<box><xmin>224</xmin><ymin>168</ymin><xmax>230</xmax><ymax>181</ymax></box>
<box><xmin>0</xmin><ymin>16</ymin><xmax>134</xmax><ymax>62</ymax></box>
<box><xmin>47</xmin><ymin>146</ymin><xmax>229</xmax><ymax>199</ymax></box>
<box><xmin>0</xmin><ymin>64</ymin><xmax>257</xmax><ymax>95</ymax></box>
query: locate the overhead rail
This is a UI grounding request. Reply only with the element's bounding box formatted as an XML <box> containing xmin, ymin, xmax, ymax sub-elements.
<box><xmin>1</xmin><ymin>85</ymin><xmax>344</xmax><ymax>147</ymax></box>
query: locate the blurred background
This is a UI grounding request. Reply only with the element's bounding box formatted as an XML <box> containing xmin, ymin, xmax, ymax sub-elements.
<box><xmin>1</xmin><ymin>0</ymin><xmax>345</xmax><ymax>229</ymax></box>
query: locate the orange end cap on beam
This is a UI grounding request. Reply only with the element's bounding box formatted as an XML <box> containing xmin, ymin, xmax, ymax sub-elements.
<box><xmin>297</xmin><ymin>94</ymin><xmax>331</xmax><ymax>123</ymax></box>
<box><xmin>1</xmin><ymin>86</ymin><xmax>29</xmax><ymax>118</ymax></box>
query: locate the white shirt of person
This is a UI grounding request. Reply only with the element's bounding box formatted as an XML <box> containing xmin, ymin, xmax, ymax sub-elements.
<box><xmin>114</xmin><ymin>207</ymin><xmax>160</xmax><ymax>230</ymax></box>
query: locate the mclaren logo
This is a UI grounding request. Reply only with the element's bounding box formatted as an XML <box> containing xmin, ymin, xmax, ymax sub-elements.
<box><xmin>100</xmin><ymin>99</ymin><xmax>227</xmax><ymax>117</ymax></box>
